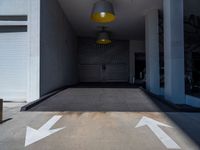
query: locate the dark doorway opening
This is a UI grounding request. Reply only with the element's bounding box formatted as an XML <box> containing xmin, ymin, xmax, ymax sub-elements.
<box><xmin>135</xmin><ymin>53</ymin><xmax>146</xmax><ymax>87</ymax></box>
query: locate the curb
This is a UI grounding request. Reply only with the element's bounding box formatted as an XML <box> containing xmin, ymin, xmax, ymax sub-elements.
<box><xmin>21</xmin><ymin>88</ymin><xmax>67</xmax><ymax>111</ymax></box>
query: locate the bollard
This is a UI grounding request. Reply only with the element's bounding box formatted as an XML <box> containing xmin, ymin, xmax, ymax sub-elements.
<box><xmin>0</xmin><ymin>99</ymin><xmax>2</xmax><ymax>122</ymax></box>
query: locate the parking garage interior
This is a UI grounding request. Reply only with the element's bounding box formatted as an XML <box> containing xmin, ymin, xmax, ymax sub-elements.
<box><xmin>33</xmin><ymin>0</ymin><xmax>154</xmax><ymax>111</ymax></box>
<box><xmin>22</xmin><ymin>0</ymin><xmax>200</xmax><ymax>111</ymax></box>
<box><xmin>39</xmin><ymin>0</ymin><xmax>155</xmax><ymax>92</ymax></box>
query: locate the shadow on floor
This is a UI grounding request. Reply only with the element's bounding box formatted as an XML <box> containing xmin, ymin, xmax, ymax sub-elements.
<box><xmin>22</xmin><ymin>83</ymin><xmax>200</xmax><ymax>148</ymax></box>
<box><xmin>27</xmin><ymin>83</ymin><xmax>177</xmax><ymax>112</ymax></box>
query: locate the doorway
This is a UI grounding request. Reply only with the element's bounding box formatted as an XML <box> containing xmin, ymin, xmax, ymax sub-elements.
<box><xmin>135</xmin><ymin>53</ymin><xmax>146</xmax><ymax>86</ymax></box>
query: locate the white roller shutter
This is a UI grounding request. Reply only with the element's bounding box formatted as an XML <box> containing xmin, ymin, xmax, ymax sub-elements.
<box><xmin>0</xmin><ymin>32</ymin><xmax>28</xmax><ymax>101</ymax></box>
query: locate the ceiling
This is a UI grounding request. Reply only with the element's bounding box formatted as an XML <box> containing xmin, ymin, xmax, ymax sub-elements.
<box><xmin>58</xmin><ymin>0</ymin><xmax>163</xmax><ymax>40</ymax></box>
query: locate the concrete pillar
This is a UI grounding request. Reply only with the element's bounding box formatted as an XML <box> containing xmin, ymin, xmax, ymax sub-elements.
<box><xmin>27</xmin><ymin>0</ymin><xmax>40</xmax><ymax>102</ymax></box>
<box><xmin>145</xmin><ymin>9</ymin><xmax>160</xmax><ymax>95</ymax></box>
<box><xmin>163</xmin><ymin>0</ymin><xmax>185</xmax><ymax>104</ymax></box>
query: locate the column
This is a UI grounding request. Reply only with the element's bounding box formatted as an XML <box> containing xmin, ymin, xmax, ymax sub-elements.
<box><xmin>27</xmin><ymin>0</ymin><xmax>41</xmax><ymax>102</ymax></box>
<box><xmin>163</xmin><ymin>0</ymin><xmax>185</xmax><ymax>104</ymax></box>
<box><xmin>145</xmin><ymin>9</ymin><xmax>161</xmax><ymax>95</ymax></box>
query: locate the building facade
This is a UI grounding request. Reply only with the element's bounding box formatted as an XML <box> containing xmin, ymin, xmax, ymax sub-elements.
<box><xmin>0</xmin><ymin>0</ymin><xmax>200</xmax><ymax>108</ymax></box>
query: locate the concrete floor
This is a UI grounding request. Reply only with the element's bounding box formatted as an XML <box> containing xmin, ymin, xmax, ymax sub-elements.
<box><xmin>0</xmin><ymin>88</ymin><xmax>200</xmax><ymax>150</ymax></box>
<box><xmin>29</xmin><ymin>88</ymin><xmax>175</xmax><ymax>112</ymax></box>
<box><xmin>0</xmin><ymin>112</ymin><xmax>200</xmax><ymax>150</ymax></box>
<box><xmin>2</xmin><ymin>102</ymin><xmax>25</xmax><ymax>120</ymax></box>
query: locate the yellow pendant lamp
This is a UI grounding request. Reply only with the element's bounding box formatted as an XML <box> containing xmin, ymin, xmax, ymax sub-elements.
<box><xmin>91</xmin><ymin>0</ymin><xmax>116</xmax><ymax>23</ymax></box>
<box><xmin>96</xmin><ymin>31</ymin><xmax>112</xmax><ymax>44</ymax></box>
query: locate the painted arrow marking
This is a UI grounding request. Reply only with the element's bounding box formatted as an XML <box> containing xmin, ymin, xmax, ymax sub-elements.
<box><xmin>25</xmin><ymin>115</ymin><xmax>65</xmax><ymax>147</ymax></box>
<box><xmin>135</xmin><ymin>116</ymin><xmax>181</xmax><ymax>149</ymax></box>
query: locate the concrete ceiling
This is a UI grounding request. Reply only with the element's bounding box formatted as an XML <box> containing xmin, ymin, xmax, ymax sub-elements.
<box><xmin>58</xmin><ymin>0</ymin><xmax>163</xmax><ymax>40</ymax></box>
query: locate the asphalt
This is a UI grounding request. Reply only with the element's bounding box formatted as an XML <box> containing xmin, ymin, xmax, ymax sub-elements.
<box><xmin>0</xmin><ymin>111</ymin><xmax>200</xmax><ymax>150</ymax></box>
<box><xmin>29</xmin><ymin>88</ymin><xmax>176</xmax><ymax>112</ymax></box>
<box><xmin>0</xmin><ymin>88</ymin><xmax>200</xmax><ymax>150</ymax></box>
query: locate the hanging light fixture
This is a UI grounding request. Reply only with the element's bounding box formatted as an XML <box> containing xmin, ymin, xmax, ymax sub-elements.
<box><xmin>91</xmin><ymin>0</ymin><xmax>116</xmax><ymax>23</ymax></box>
<box><xmin>96</xmin><ymin>30</ymin><xmax>112</xmax><ymax>44</ymax></box>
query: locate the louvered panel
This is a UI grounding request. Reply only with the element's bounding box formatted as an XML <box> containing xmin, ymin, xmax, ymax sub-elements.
<box><xmin>0</xmin><ymin>0</ymin><xmax>28</xmax><ymax>15</ymax></box>
<box><xmin>0</xmin><ymin>32</ymin><xmax>28</xmax><ymax>101</ymax></box>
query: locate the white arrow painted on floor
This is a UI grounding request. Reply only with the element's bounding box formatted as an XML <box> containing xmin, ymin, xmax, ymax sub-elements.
<box><xmin>25</xmin><ymin>115</ymin><xmax>65</xmax><ymax>147</ymax></box>
<box><xmin>135</xmin><ymin>116</ymin><xmax>181</xmax><ymax>149</ymax></box>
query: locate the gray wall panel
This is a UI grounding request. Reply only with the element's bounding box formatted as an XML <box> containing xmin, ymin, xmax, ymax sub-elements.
<box><xmin>78</xmin><ymin>38</ymin><xmax>129</xmax><ymax>82</ymax></box>
<box><xmin>40</xmin><ymin>0</ymin><xmax>78</xmax><ymax>96</ymax></box>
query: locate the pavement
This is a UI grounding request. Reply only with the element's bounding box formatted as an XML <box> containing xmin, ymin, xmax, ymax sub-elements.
<box><xmin>2</xmin><ymin>102</ymin><xmax>25</xmax><ymax>121</ymax></box>
<box><xmin>29</xmin><ymin>88</ymin><xmax>175</xmax><ymax>112</ymax></box>
<box><xmin>0</xmin><ymin>88</ymin><xmax>200</xmax><ymax>150</ymax></box>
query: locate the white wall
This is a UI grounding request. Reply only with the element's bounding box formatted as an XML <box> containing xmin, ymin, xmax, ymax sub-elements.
<box><xmin>0</xmin><ymin>32</ymin><xmax>28</xmax><ymax>101</ymax></box>
<box><xmin>40</xmin><ymin>0</ymin><xmax>79</xmax><ymax>96</ymax></box>
<box><xmin>129</xmin><ymin>40</ymin><xmax>145</xmax><ymax>84</ymax></box>
<box><xmin>0</xmin><ymin>0</ymin><xmax>40</xmax><ymax>102</ymax></box>
<box><xmin>0</xmin><ymin>0</ymin><xmax>78</xmax><ymax>101</ymax></box>
<box><xmin>0</xmin><ymin>0</ymin><xmax>28</xmax><ymax>15</ymax></box>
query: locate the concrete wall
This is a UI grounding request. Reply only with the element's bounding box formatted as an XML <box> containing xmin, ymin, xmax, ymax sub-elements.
<box><xmin>40</xmin><ymin>0</ymin><xmax>78</xmax><ymax>96</ymax></box>
<box><xmin>129</xmin><ymin>40</ymin><xmax>145</xmax><ymax>83</ymax></box>
<box><xmin>28</xmin><ymin>0</ymin><xmax>40</xmax><ymax>102</ymax></box>
<box><xmin>0</xmin><ymin>0</ymin><xmax>29</xmax><ymax>15</ymax></box>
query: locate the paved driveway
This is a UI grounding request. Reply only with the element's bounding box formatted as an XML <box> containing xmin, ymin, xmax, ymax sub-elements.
<box><xmin>1</xmin><ymin>112</ymin><xmax>200</xmax><ymax>150</ymax></box>
<box><xmin>0</xmin><ymin>88</ymin><xmax>200</xmax><ymax>150</ymax></box>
